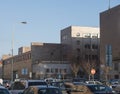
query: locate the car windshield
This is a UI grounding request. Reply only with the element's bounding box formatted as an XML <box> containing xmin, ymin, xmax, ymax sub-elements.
<box><xmin>87</xmin><ymin>85</ymin><xmax>106</xmax><ymax>92</ymax></box>
<box><xmin>38</xmin><ymin>88</ymin><xmax>62</xmax><ymax>94</ymax></box>
<box><xmin>28</xmin><ymin>82</ymin><xmax>47</xmax><ymax>86</ymax></box>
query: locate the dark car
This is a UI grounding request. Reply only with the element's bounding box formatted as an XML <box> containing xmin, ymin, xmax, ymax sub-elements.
<box><xmin>86</xmin><ymin>84</ymin><xmax>116</xmax><ymax>94</ymax></box>
<box><xmin>0</xmin><ymin>86</ymin><xmax>11</xmax><ymax>94</ymax></box>
<box><xmin>19</xmin><ymin>85</ymin><xmax>63</xmax><ymax>94</ymax></box>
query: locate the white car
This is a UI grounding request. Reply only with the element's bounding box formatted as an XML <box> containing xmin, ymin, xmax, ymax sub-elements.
<box><xmin>85</xmin><ymin>81</ymin><xmax>103</xmax><ymax>85</ymax></box>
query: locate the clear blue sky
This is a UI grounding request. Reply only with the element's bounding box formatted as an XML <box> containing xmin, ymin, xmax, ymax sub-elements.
<box><xmin>0</xmin><ymin>0</ymin><xmax>120</xmax><ymax>57</ymax></box>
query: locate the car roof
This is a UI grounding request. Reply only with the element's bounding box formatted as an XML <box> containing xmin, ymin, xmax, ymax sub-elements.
<box><xmin>0</xmin><ymin>86</ymin><xmax>6</xmax><ymax>89</ymax></box>
<box><xmin>21</xmin><ymin>80</ymin><xmax>45</xmax><ymax>82</ymax></box>
<box><xmin>29</xmin><ymin>85</ymin><xmax>60</xmax><ymax>89</ymax></box>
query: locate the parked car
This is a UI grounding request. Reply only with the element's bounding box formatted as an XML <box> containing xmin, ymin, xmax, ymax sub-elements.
<box><xmin>20</xmin><ymin>80</ymin><xmax>47</xmax><ymax>88</ymax></box>
<box><xmin>9</xmin><ymin>80</ymin><xmax>47</xmax><ymax>94</ymax></box>
<box><xmin>0</xmin><ymin>85</ymin><xmax>11</xmax><ymax>94</ymax></box>
<box><xmin>64</xmin><ymin>82</ymin><xmax>93</xmax><ymax>94</ymax></box>
<box><xmin>64</xmin><ymin>82</ymin><xmax>116</xmax><ymax>94</ymax></box>
<box><xmin>85</xmin><ymin>81</ymin><xmax>103</xmax><ymax>85</ymax></box>
<box><xmin>86</xmin><ymin>84</ymin><xmax>116</xmax><ymax>94</ymax></box>
<box><xmin>19</xmin><ymin>85</ymin><xmax>63</xmax><ymax>94</ymax></box>
<box><xmin>72</xmin><ymin>78</ymin><xmax>86</xmax><ymax>83</ymax></box>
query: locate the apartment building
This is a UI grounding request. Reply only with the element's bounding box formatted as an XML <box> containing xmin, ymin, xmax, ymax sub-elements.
<box><xmin>100</xmin><ymin>5</ymin><xmax>120</xmax><ymax>80</ymax></box>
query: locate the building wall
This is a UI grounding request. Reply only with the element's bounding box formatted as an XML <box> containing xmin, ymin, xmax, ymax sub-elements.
<box><xmin>0</xmin><ymin>61</ymin><xmax>2</xmax><ymax>78</ymax></box>
<box><xmin>31</xmin><ymin>42</ymin><xmax>62</xmax><ymax>63</ymax></box>
<box><xmin>100</xmin><ymin>5</ymin><xmax>120</xmax><ymax>79</ymax></box>
<box><xmin>31</xmin><ymin>42</ymin><xmax>72</xmax><ymax>79</ymax></box>
<box><xmin>32</xmin><ymin>61</ymin><xmax>71</xmax><ymax>79</ymax></box>
<box><xmin>2</xmin><ymin>26</ymin><xmax>100</xmax><ymax>80</ymax></box>
<box><xmin>61</xmin><ymin>26</ymin><xmax>100</xmax><ymax>79</ymax></box>
<box><xmin>3</xmin><ymin>51</ymin><xmax>31</xmax><ymax>80</ymax></box>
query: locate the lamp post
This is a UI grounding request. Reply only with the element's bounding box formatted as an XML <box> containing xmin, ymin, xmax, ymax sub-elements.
<box><xmin>11</xmin><ymin>21</ymin><xmax>27</xmax><ymax>82</ymax></box>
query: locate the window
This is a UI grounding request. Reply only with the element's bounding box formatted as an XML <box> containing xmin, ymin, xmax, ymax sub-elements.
<box><xmin>76</xmin><ymin>48</ymin><xmax>80</xmax><ymax>52</ymax></box>
<box><xmin>21</xmin><ymin>68</ymin><xmax>28</xmax><ymax>75</ymax></box>
<box><xmin>92</xmin><ymin>44</ymin><xmax>98</xmax><ymax>49</ymax></box>
<box><xmin>46</xmin><ymin>68</ymin><xmax>50</xmax><ymax>73</ymax></box>
<box><xmin>62</xmin><ymin>35</ymin><xmax>67</xmax><ymax>40</ymax></box>
<box><xmin>84</xmin><ymin>33</ymin><xmax>91</xmax><ymax>38</ymax></box>
<box><xmin>64</xmin><ymin>69</ymin><xmax>67</xmax><ymax>73</ymax></box>
<box><xmin>114</xmin><ymin>63</ymin><xmax>119</xmax><ymax>71</ymax></box>
<box><xmin>76</xmin><ymin>40</ymin><xmax>80</xmax><ymax>45</ymax></box>
<box><xmin>85</xmin><ymin>44</ymin><xmax>90</xmax><ymax>49</ymax></box>
<box><xmin>55</xmin><ymin>68</ymin><xmax>58</xmax><ymax>73</ymax></box>
<box><xmin>51</xmin><ymin>69</ymin><xmax>54</xmax><ymax>73</ymax></box>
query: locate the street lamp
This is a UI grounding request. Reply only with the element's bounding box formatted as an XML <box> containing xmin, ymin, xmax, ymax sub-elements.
<box><xmin>11</xmin><ymin>21</ymin><xmax>27</xmax><ymax>82</ymax></box>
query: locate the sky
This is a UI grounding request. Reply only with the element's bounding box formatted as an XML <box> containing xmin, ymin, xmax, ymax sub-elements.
<box><xmin>0</xmin><ymin>0</ymin><xmax>120</xmax><ymax>57</ymax></box>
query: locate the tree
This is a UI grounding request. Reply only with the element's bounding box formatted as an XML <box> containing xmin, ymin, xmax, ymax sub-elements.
<box><xmin>70</xmin><ymin>55</ymin><xmax>81</xmax><ymax>78</ymax></box>
<box><xmin>82</xmin><ymin>60</ymin><xmax>97</xmax><ymax>80</ymax></box>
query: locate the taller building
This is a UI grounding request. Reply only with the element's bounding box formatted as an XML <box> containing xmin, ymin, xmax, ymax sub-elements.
<box><xmin>100</xmin><ymin>5</ymin><xmax>120</xmax><ymax>80</ymax></box>
<box><xmin>61</xmin><ymin>26</ymin><xmax>100</xmax><ymax>79</ymax></box>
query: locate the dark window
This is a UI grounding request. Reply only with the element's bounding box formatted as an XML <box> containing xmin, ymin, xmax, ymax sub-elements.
<box><xmin>76</xmin><ymin>40</ymin><xmax>80</xmax><ymax>45</ymax></box>
<box><xmin>51</xmin><ymin>69</ymin><xmax>54</xmax><ymax>73</ymax></box>
<box><xmin>114</xmin><ymin>63</ymin><xmax>119</xmax><ymax>71</ymax></box>
<box><xmin>64</xmin><ymin>69</ymin><xmax>67</xmax><ymax>73</ymax></box>
<box><xmin>92</xmin><ymin>44</ymin><xmax>98</xmax><ymax>49</ymax></box>
<box><xmin>46</xmin><ymin>69</ymin><xmax>50</xmax><ymax>73</ymax></box>
<box><xmin>55</xmin><ymin>68</ymin><xmax>58</xmax><ymax>73</ymax></box>
<box><xmin>76</xmin><ymin>48</ymin><xmax>80</xmax><ymax>52</ymax></box>
<box><xmin>85</xmin><ymin>44</ymin><xmax>90</xmax><ymax>49</ymax></box>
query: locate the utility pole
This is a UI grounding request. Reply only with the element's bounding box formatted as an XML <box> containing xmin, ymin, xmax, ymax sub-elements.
<box><xmin>108</xmin><ymin>0</ymin><xmax>111</xmax><ymax>9</ymax></box>
<box><xmin>11</xmin><ymin>22</ymin><xmax>27</xmax><ymax>82</ymax></box>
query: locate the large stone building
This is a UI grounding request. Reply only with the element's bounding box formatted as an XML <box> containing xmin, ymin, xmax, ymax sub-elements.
<box><xmin>2</xmin><ymin>43</ymin><xmax>71</xmax><ymax>80</ymax></box>
<box><xmin>2</xmin><ymin>26</ymin><xmax>100</xmax><ymax>80</ymax></box>
<box><xmin>100</xmin><ymin>5</ymin><xmax>120</xmax><ymax>80</ymax></box>
<box><xmin>61</xmin><ymin>26</ymin><xmax>100</xmax><ymax>79</ymax></box>
<box><xmin>31</xmin><ymin>42</ymin><xmax>71</xmax><ymax>79</ymax></box>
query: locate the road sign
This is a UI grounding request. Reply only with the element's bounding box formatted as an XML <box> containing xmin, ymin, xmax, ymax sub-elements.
<box><xmin>91</xmin><ymin>69</ymin><xmax>96</xmax><ymax>75</ymax></box>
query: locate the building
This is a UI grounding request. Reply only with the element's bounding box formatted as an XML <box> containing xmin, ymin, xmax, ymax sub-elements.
<box><xmin>2</xmin><ymin>47</ymin><xmax>31</xmax><ymax>80</ymax></box>
<box><xmin>31</xmin><ymin>42</ymin><xmax>71</xmax><ymax>79</ymax></box>
<box><xmin>100</xmin><ymin>5</ymin><xmax>120</xmax><ymax>80</ymax></box>
<box><xmin>61</xmin><ymin>26</ymin><xmax>100</xmax><ymax>79</ymax></box>
<box><xmin>2</xmin><ymin>26</ymin><xmax>100</xmax><ymax>80</ymax></box>
<box><xmin>0</xmin><ymin>61</ymin><xmax>2</xmax><ymax>78</ymax></box>
<box><xmin>2</xmin><ymin>43</ymin><xmax>71</xmax><ymax>80</ymax></box>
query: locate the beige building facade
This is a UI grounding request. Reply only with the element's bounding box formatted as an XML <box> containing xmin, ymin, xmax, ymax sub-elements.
<box><xmin>2</xmin><ymin>43</ymin><xmax>71</xmax><ymax>80</ymax></box>
<box><xmin>2</xmin><ymin>47</ymin><xmax>32</xmax><ymax>80</ymax></box>
<box><xmin>100</xmin><ymin>5</ymin><xmax>120</xmax><ymax>80</ymax></box>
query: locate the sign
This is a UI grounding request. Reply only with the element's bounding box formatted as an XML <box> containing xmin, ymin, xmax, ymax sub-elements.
<box><xmin>91</xmin><ymin>69</ymin><xmax>96</xmax><ymax>75</ymax></box>
<box><xmin>106</xmin><ymin>45</ymin><xmax>112</xmax><ymax>66</ymax></box>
